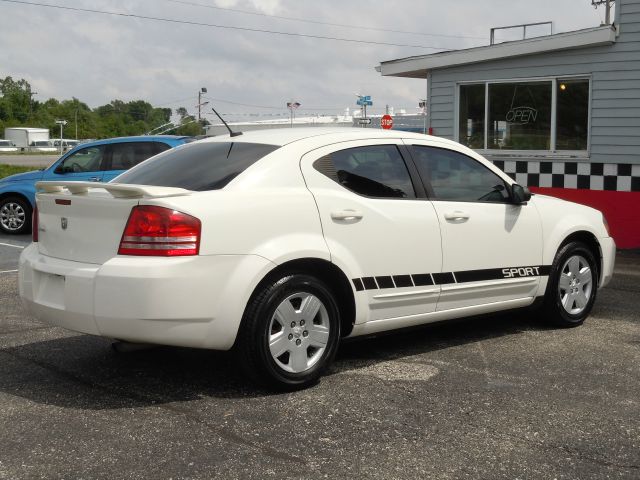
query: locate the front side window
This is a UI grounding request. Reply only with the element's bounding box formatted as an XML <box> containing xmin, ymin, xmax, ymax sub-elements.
<box><xmin>411</xmin><ymin>146</ymin><xmax>509</xmax><ymax>202</ymax></box>
<box><xmin>315</xmin><ymin>145</ymin><xmax>416</xmax><ymax>199</ymax></box>
<box><xmin>55</xmin><ymin>146</ymin><xmax>105</xmax><ymax>173</ymax></box>
<box><xmin>116</xmin><ymin>142</ymin><xmax>280</xmax><ymax>191</ymax></box>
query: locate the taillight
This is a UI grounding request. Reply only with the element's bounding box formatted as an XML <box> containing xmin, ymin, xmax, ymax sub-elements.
<box><xmin>32</xmin><ymin>204</ymin><xmax>38</xmax><ymax>242</ymax></box>
<box><xmin>118</xmin><ymin>205</ymin><xmax>201</xmax><ymax>256</ymax></box>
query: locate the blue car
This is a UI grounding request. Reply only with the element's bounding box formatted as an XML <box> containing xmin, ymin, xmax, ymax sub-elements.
<box><xmin>0</xmin><ymin>135</ymin><xmax>191</xmax><ymax>234</ymax></box>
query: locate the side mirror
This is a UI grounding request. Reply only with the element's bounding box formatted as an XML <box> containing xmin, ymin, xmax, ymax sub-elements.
<box><xmin>511</xmin><ymin>184</ymin><xmax>531</xmax><ymax>204</ymax></box>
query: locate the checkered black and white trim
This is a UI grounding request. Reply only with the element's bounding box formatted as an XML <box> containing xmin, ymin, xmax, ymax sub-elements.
<box><xmin>491</xmin><ymin>160</ymin><xmax>640</xmax><ymax>192</ymax></box>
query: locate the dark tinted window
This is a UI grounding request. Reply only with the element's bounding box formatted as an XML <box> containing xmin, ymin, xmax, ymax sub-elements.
<box><xmin>115</xmin><ymin>141</ymin><xmax>279</xmax><ymax>191</ymax></box>
<box><xmin>411</xmin><ymin>146</ymin><xmax>509</xmax><ymax>202</ymax></box>
<box><xmin>55</xmin><ymin>146</ymin><xmax>105</xmax><ymax>174</ymax></box>
<box><xmin>108</xmin><ymin>142</ymin><xmax>167</xmax><ymax>171</ymax></box>
<box><xmin>315</xmin><ymin>145</ymin><xmax>415</xmax><ymax>199</ymax></box>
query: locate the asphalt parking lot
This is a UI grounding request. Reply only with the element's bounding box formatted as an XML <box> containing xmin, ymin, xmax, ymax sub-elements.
<box><xmin>0</xmin><ymin>233</ymin><xmax>638</xmax><ymax>479</ymax></box>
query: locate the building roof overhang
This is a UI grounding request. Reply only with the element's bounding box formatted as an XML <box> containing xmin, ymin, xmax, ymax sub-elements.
<box><xmin>377</xmin><ymin>25</ymin><xmax>616</xmax><ymax>79</ymax></box>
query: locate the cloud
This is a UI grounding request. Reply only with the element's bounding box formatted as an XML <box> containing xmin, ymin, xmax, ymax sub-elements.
<box><xmin>0</xmin><ymin>0</ymin><xmax>605</xmax><ymax>120</ymax></box>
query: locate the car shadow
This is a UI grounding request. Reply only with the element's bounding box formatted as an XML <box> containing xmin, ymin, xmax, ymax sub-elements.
<box><xmin>0</xmin><ymin>309</ymin><xmax>552</xmax><ymax>410</ymax></box>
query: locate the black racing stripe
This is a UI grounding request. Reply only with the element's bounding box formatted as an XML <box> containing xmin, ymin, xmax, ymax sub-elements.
<box><xmin>354</xmin><ymin>265</ymin><xmax>552</xmax><ymax>292</ymax></box>
<box><xmin>432</xmin><ymin>272</ymin><xmax>456</xmax><ymax>285</ymax></box>
<box><xmin>361</xmin><ymin>277</ymin><xmax>378</xmax><ymax>290</ymax></box>
<box><xmin>539</xmin><ymin>265</ymin><xmax>551</xmax><ymax>276</ymax></box>
<box><xmin>411</xmin><ymin>274</ymin><xmax>433</xmax><ymax>286</ymax></box>
<box><xmin>392</xmin><ymin>275</ymin><xmax>413</xmax><ymax>288</ymax></box>
<box><xmin>454</xmin><ymin>268</ymin><xmax>507</xmax><ymax>283</ymax></box>
<box><xmin>375</xmin><ymin>276</ymin><xmax>394</xmax><ymax>289</ymax></box>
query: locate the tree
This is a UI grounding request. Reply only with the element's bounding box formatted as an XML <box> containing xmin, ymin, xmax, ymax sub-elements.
<box><xmin>0</xmin><ymin>76</ymin><xmax>34</xmax><ymax>123</ymax></box>
<box><xmin>0</xmin><ymin>76</ymin><xmax>198</xmax><ymax>139</ymax></box>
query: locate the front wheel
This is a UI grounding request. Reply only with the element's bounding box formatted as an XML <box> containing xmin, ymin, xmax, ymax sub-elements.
<box><xmin>543</xmin><ymin>241</ymin><xmax>598</xmax><ymax>327</ymax></box>
<box><xmin>0</xmin><ymin>196</ymin><xmax>32</xmax><ymax>235</ymax></box>
<box><xmin>236</xmin><ymin>274</ymin><xmax>341</xmax><ymax>390</ymax></box>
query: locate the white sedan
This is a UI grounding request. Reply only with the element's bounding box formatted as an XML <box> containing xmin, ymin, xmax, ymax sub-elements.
<box><xmin>19</xmin><ymin>128</ymin><xmax>615</xmax><ymax>389</ymax></box>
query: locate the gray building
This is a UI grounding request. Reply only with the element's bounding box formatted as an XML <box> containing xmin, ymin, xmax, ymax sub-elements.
<box><xmin>378</xmin><ymin>0</ymin><xmax>640</xmax><ymax>249</ymax></box>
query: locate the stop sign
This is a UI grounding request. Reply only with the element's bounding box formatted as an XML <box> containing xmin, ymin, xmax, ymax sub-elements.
<box><xmin>381</xmin><ymin>114</ymin><xmax>393</xmax><ymax>130</ymax></box>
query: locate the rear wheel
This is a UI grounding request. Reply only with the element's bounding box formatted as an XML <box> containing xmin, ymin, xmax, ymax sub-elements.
<box><xmin>543</xmin><ymin>241</ymin><xmax>598</xmax><ymax>327</ymax></box>
<box><xmin>0</xmin><ymin>196</ymin><xmax>32</xmax><ymax>235</ymax></box>
<box><xmin>236</xmin><ymin>273</ymin><xmax>341</xmax><ymax>390</ymax></box>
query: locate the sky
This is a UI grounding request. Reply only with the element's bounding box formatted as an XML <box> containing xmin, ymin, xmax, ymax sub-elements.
<box><xmin>0</xmin><ymin>0</ymin><xmax>609</xmax><ymax>122</ymax></box>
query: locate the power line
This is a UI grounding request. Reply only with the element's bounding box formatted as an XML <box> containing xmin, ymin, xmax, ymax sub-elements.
<box><xmin>0</xmin><ymin>0</ymin><xmax>451</xmax><ymax>50</ymax></box>
<box><xmin>202</xmin><ymin>96</ymin><xmax>282</xmax><ymax>110</ymax></box>
<box><xmin>159</xmin><ymin>0</ymin><xmax>486</xmax><ymax>41</ymax></box>
<box><xmin>154</xmin><ymin>95</ymin><xmax>198</xmax><ymax>107</ymax></box>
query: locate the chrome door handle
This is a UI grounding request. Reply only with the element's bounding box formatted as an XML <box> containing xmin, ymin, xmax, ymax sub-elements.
<box><xmin>331</xmin><ymin>209</ymin><xmax>364</xmax><ymax>221</ymax></box>
<box><xmin>88</xmin><ymin>177</ymin><xmax>101</xmax><ymax>182</ymax></box>
<box><xmin>444</xmin><ymin>211</ymin><xmax>470</xmax><ymax>221</ymax></box>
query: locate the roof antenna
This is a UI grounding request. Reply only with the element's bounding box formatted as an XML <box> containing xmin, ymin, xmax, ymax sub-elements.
<box><xmin>211</xmin><ymin>106</ymin><xmax>242</xmax><ymax>137</ymax></box>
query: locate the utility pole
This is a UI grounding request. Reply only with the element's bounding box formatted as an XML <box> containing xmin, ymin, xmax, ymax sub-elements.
<box><xmin>592</xmin><ymin>0</ymin><xmax>613</xmax><ymax>25</ymax></box>
<box><xmin>198</xmin><ymin>87</ymin><xmax>207</xmax><ymax>121</ymax></box>
<box><xmin>28</xmin><ymin>88</ymin><xmax>38</xmax><ymax>119</ymax></box>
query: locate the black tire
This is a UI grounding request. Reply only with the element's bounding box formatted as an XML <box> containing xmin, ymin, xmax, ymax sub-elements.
<box><xmin>543</xmin><ymin>241</ymin><xmax>598</xmax><ymax>327</ymax></box>
<box><xmin>236</xmin><ymin>273</ymin><xmax>341</xmax><ymax>391</ymax></box>
<box><xmin>0</xmin><ymin>196</ymin><xmax>32</xmax><ymax>235</ymax></box>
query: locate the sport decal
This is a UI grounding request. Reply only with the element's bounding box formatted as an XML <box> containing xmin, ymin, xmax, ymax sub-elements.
<box><xmin>352</xmin><ymin>265</ymin><xmax>551</xmax><ymax>292</ymax></box>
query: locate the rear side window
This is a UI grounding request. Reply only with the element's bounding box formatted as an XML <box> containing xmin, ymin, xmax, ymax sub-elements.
<box><xmin>107</xmin><ymin>142</ymin><xmax>170</xmax><ymax>171</ymax></box>
<box><xmin>115</xmin><ymin>142</ymin><xmax>280</xmax><ymax>191</ymax></box>
<box><xmin>314</xmin><ymin>145</ymin><xmax>416</xmax><ymax>199</ymax></box>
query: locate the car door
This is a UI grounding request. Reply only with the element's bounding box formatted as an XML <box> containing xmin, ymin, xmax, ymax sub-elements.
<box><xmin>102</xmin><ymin>142</ymin><xmax>171</xmax><ymax>182</ymax></box>
<box><xmin>301</xmin><ymin>140</ymin><xmax>443</xmax><ymax>323</ymax></box>
<box><xmin>43</xmin><ymin>145</ymin><xmax>106</xmax><ymax>183</ymax></box>
<box><xmin>406</xmin><ymin>142</ymin><xmax>543</xmax><ymax>311</ymax></box>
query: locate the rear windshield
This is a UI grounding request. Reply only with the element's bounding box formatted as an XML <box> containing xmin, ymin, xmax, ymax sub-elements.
<box><xmin>114</xmin><ymin>141</ymin><xmax>280</xmax><ymax>191</ymax></box>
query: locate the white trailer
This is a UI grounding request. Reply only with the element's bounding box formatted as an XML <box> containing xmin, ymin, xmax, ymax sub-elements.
<box><xmin>4</xmin><ymin>127</ymin><xmax>53</xmax><ymax>151</ymax></box>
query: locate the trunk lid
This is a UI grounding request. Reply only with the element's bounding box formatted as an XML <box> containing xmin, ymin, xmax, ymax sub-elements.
<box><xmin>35</xmin><ymin>181</ymin><xmax>191</xmax><ymax>264</ymax></box>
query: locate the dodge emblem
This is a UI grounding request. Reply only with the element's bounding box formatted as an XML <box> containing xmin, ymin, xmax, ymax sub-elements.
<box><xmin>61</xmin><ymin>217</ymin><xmax>68</xmax><ymax>230</ymax></box>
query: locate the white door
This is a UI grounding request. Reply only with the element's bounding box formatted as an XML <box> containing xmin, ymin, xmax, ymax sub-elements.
<box><xmin>406</xmin><ymin>142</ymin><xmax>544</xmax><ymax>311</ymax></box>
<box><xmin>300</xmin><ymin>140</ymin><xmax>443</xmax><ymax>323</ymax></box>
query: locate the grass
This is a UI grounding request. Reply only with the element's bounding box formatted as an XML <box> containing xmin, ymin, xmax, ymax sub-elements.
<box><xmin>0</xmin><ymin>164</ymin><xmax>41</xmax><ymax>180</ymax></box>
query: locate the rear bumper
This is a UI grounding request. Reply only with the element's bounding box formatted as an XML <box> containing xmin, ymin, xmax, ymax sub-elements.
<box><xmin>19</xmin><ymin>244</ymin><xmax>275</xmax><ymax>350</ymax></box>
<box><xmin>599</xmin><ymin>236</ymin><xmax>616</xmax><ymax>288</ymax></box>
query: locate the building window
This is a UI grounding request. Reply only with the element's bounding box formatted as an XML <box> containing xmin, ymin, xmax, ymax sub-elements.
<box><xmin>459</xmin><ymin>84</ymin><xmax>485</xmax><ymax>149</ymax></box>
<box><xmin>457</xmin><ymin>78</ymin><xmax>589</xmax><ymax>152</ymax></box>
<box><xmin>488</xmin><ymin>82</ymin><xmax>552</xmax><ymax>150</ymax></box>
<box><xmin>556</xmin><ymin>79</ymin><xmax>589</xmax><ymax>150</ymax></box>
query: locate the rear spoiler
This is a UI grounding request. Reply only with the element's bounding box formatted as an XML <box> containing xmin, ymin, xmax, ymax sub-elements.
<box><xmin>36</xmin><ymin>181</ymin><xmax>191</xmax><ymax>199</ymax></box>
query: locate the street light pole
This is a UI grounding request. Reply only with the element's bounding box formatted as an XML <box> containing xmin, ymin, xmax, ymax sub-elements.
<box><xmin>55</xmin><ymin>119</ymin><xmax>67</xmax><ymax>155</ymax></box>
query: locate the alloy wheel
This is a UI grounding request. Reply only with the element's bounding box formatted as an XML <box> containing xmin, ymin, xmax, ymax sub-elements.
<box><xmin>268</xmin><ymin>292</ymin><xmax>331</xmax><ymax>373</ymax></box>
<box><xmin>558</xmin><ymin>254</ymin><xmax>593</xmax><ymax>316</ymax></box>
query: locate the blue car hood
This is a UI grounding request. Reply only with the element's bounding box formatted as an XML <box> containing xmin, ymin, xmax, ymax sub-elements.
<box><xmin>0</xmin><ymin>170</ymin><xmax>45</xmax><ymax>183</ymax></box>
